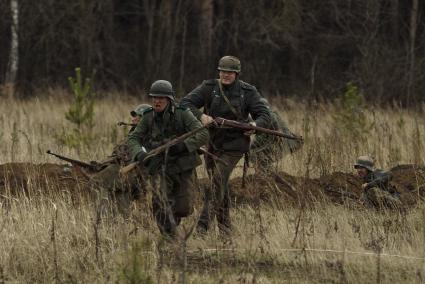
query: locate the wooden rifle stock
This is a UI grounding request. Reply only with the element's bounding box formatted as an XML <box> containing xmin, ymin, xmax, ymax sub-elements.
<box><xmin>214</xmin><ymin>117</ymin><xmax>303</xmax><ymax>141</ymax></box>
<box><xmin>120</xmin><ymin>122</ymin><xmax>212</xmax><ymax>175</ymax></box>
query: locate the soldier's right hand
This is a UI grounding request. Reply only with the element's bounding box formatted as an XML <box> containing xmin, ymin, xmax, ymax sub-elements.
<box><xmin>200</xmin><ymin>114</ymin><xmax>214</xmax><ymax>126</ymax></box>
<box><xmin>136</xmin><ymin>151</ymin><xmax>149</xmax><ymax>164</ymax></box>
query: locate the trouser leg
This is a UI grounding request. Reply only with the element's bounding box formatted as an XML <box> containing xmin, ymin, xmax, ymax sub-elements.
<box><xmin>151</xmin><ymin>170</ymin><xmax>195</xmax><ymax>237</ymax></box>
<box><xmin>198</xmin><ymin>151</ymin><xmax>243</xmax><ymax>233</ymax></box>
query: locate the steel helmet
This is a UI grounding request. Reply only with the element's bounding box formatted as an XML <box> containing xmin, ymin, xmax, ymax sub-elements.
<box><xmin>354</xmin><ymin>155</ymin><xmax>374</xmax><ymax>171</ymax></box>
<box><xmin>130</xmin><ymin>104</ymin><xmax>151</xmax><ymax>117</ymax></box>
<box><xmin>217</xmin><ymin>56</ymin><xmax>241</xmax><ymax>73</ymax></box>
<box><xmin>148</xmin><ymin>80</ymin><xmax>175</xmax><ymax>100</ymax></box>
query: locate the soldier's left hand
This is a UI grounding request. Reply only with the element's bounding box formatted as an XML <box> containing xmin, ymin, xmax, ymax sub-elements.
<box><xmin>244</xmin><ymin>122</ymin><xmax>256</xmax><ymax>136</ymax></box>
<box><xmin>361</xmin><ymin>183</ymin><xmax>368</xmax><ymax>190</ymax></box>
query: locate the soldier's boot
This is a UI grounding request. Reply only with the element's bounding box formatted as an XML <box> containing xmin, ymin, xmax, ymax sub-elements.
<box><xmin>155</xmin><ymin>212</ymin><xmax>181</xmax><ymax>239</ymax></box>
<box><xmin>196</xmin><ymin>183</ymin><xmax>214</xmax><ymax>235</ymax></box>
<box><xmin>114</xmin><ymin>191</ymin><xmax>131</xmax><ymax>219</ymax></box>
<box><xmin>196</xmin><ymin>203</ymin><xmax>211</xmax><ymax>235</ymax></box>
<box><xmin>217</xmin><ymin>200</ymin><xmax>231</xmax><ymax>236</ymax></box>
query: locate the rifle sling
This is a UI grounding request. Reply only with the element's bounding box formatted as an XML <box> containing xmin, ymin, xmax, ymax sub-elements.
<box><xmin>216</xmin><ymin>79</ymin><xmax>243</xmax><ymax>121</ymax></box>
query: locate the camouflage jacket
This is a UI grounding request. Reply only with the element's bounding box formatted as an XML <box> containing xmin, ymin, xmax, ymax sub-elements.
<box><xmin>251</xmin><ymin>110</ymin><xmax>301</xmax><ymax>156</ymax></box>
<box><xmin>180</xmin><ymin>79</ymin><xmax>270</xmax><ymax>153</ymax></box>
<box><xmin>363</xmin><ymin>169</ymin><xmax>397</xmax><ymax>194</ymax></box>
<box><xmin>127</xmin><ymin>104</ymin><xmax>209</xmax><ymax>175</ymax></box>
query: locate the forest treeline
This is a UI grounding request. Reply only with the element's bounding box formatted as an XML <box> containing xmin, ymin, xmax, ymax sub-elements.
<box><xmin>0</xmin><ymin>0</ymin><xmax>423</xmax><ymax>104</ymax></box>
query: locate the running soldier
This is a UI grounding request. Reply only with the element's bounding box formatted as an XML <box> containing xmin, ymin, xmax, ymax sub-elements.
<box><xmin>180</xmin><ymin>56</ymin><xmax>270</xmax><ymax>235</ymax></box>
<box><xmin>128</xmin><ymin>80</ymin><xmax>209</xmax><ymax>238</ymax></box>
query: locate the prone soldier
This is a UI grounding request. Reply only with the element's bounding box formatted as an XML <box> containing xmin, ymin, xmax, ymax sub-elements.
<box><xmin>354</xmin><ymin>155</ymin><xmax>401</xmax><ymax>208</ymax></box>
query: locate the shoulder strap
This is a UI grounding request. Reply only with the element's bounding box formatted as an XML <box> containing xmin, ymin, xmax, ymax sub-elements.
<box><xmin>216</xmin><ymin>79</ymin><xmax>243</xmax><ymax>120</ymax></box>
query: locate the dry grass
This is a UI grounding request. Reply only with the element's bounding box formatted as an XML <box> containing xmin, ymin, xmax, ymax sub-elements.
<box><xmin>0</xmin><ymin>93</ymin><xmax>425</xmax><ymax>283</ymax></box>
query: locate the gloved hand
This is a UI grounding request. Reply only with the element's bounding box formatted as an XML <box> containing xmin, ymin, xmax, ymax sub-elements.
<box><xmin>244</xmin><ymin>121</ymin><xmax>256</xmax><ymax>136</ymax></box>
<box><xmin>136</xmin><ymin>151</ymin><xmax>149</xmax><ymax>165</ymax></box>
<box><xmin>169</xmin><ymin>142</ymin><xmax>188</xmax><ymax>155</ymax></box>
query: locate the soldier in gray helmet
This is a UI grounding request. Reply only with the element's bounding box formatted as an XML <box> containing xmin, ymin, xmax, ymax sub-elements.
<box><xmin>180</xmin><ymin>56</ymin><xmax>271</xmax><ymax>235</ymax></box>
<box><xmin>128</xmin><ymin>80</ymin><xmax>209</xmax><ymax>238</ymax></box>
<box><xmin>130</xmin><ymin>104</ymin><xmax>152</xmax><ymax>123</ymax></box>
<box><xmin>90</xmin><ymin>103</ymin><xmax>151</xmax><ymax>217</ymax></box>
<box><xmin>354</xmin><ymin>155</ymin><xmax>401</xmax><ymax>208</ymax></box>
<box><xmin>250</xmin><ymin>97</ymin><xmax>302</xmax><ymax>175</ymax></box>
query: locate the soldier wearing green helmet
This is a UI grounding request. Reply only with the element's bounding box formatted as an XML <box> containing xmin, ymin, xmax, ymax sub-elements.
<box><xmin>354</xmin><ymin>155</ymin><xmax>401</xmax><ymax>208</ymax></box>
<box><xmin>128</xmin><ymin>80</ymin><xmax>209</xmax><ymax>238</ymax></box>
<box><xmin>180</xmin><ymin>56</ymin><xmax>270</xmax><ymax>235</ymax></box>
<box><xmin>131</xmin><ymin>103</ymin><xmax>152</xmax><ymax>119</ymax></box>
<box><xmin>217</xmin><ymin>56</ymin><xmax>241</xmax><ymax>73</ymax></box>
<box><xmin>91</xmin><ymin>103</ymin><xmax>151</xmax><ymax>217</ymax></box>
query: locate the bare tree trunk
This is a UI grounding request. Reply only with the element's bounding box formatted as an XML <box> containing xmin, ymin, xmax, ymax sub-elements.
<box><xmin>391</xmin><ymin>0</ymin><xmax>399</xmax><ymax>42</ymax></box>
<box><xmin>6</xmin><ymin>0</ymin><xmax>18</xmax><ymax>86</ymax></box>
<box><xmin>142</xmin><ymin>0</ymin><xmax>156</xmax><ymax>82</ymax></box>
<box><xmin>407</xmin><ymin>0</ymin><xmax>418</xmax><ymax>106</ymax></box>
<box><xmin>178</xmin><ymin>15</ymin><xmax>187</xmax><ymax>92</ymax></box>
<box><xmin>196</xmin><ymin>0</ymin><xmax>214</xmax><ymax>68</ymax></box>
<box><xmin>162</xmin><ymin>0</ymin><xmax>183</xmax><ymax>79</ymax></box>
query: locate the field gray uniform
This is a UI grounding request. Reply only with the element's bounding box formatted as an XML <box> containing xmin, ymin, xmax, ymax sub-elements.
<box><xmin>128</xmin><ymin>104</ymin><xmax>209</xmax><ymax>236</ymax></box>
<box><xmin>362</xmin><ymin>169</ymin><xmax>401</xmax><ymax>208</ymax></box>
<box><xmin>91</xmin><ymin>127</ymin><xmax>145</xmax><ymax>217</ymax></box>
<box><xmin>180</xmin><ymin>78</ymin><xmax>270</xmax><ymax>234</ymax></box>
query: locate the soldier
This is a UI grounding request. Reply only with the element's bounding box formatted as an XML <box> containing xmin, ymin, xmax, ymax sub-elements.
<box><xmin>180</xmin><ymin>56</ymin><xmax>270</xmax><ymax>235</ymax></box>
<box><xmin>90</xmin><ymin>104</ymin><xmax>151</xmax><ymax>217</ymax></box>
<box><xmin>127</xmin><ymin>80</ymin><xmax>209</xmax><ymax>237</ymax></box>
<box><xmin>354</xmin><ymin>155</ymin><xmax>401</xmax><ymax>208</ymax></box>
<box><xmin>250</xmin><ymin>98</ymin><xmax>302</xmax><ymax>175</ymax></box>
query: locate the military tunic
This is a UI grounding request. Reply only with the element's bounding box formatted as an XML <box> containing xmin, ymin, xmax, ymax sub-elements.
<box><xmin>127</xmin><ymin>104</ymin><xmax>209</xmax><ymax>236</ymax></box>
<box><xmin>90</xmin><ymin>128</ymin><xmax>145</xmax><ymax>217</ymax></box>
<box><xmin>362</xmin><ymin>169</ymin><xmax>400</xmax><ymax>208</ymax></box>
<box><xmin>180</xmin><ymin>79</ymin><xmax>270</xmax><ymax>234</ymax></box>
<box><xmin>250</xmin><ymin>110</ymin><xmax>302</xmax><ymax>174</ymax></box>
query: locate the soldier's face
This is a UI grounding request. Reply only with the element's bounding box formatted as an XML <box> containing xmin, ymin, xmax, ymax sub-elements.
<box><xmin>356</xmin><ymin>167</ymin><xmax>368</xmax><ymax>178</ymax></box>
<box><xmin>131</xmin><ymin>115</ymin><xmax>140</xmax><ymax>124</ymax></box>
<box><xmin>152</xmin><ymin>97</ymin><xmax>169</xmax><ymax>112</ymax></box>
<box><xmin>219</xmin><ymin>71</ymin><xmax>237</xmax><ymax>85</ymax></box>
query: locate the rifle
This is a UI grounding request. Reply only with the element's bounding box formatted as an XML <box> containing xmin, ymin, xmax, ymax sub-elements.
<box><xmin>214</xmin><ymin>117</ymin><xmax>303</xmax><ymax>141</ymax></box>
<box><xmin>324</xmin><ymin>187</ymin><xmax>359</xmax><ymax>200</ymax></box>
<box><xmin>198</xmin><ymin>147</ymin><xmax>229</xmax><ymax>166</ymax></box>
<box><xmin>117</xmin><ymin>122</ymin><xmax>137</xmax><ymax>127</ymax></box>
<box><xmin>119</xmin><ymin>122</ymin><xmax>211</xmax><ymax>175</ymax></box>
<box><xmin>46</xmin><ymin>150</ymin><xmax>108</xmax><ymax>172</ymax></box>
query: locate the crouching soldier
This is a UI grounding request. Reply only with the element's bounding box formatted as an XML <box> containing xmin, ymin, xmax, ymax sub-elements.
<box><xmin>250</xmin><ymin>98</ymin><xmax>302</xmax><ymax>175</ymax></box>
<box><xmin>91</xmin><ymin>104</ymin><xmax>151</xmax><ymax>217</ymax></box>
<box><xmin>128</xmin><ymin>80</ymin><xmax>209</xmax><ymax>237</ymax></box>
<box><xmin>354</xmin><ymin>155</ymin><xmax>401</xmax><ymax>209</ymax></box>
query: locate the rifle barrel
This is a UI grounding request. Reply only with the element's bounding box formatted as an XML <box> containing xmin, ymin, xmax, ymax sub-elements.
<box><xmin>46</xmin><ymin>150</ymin><xmax>96</xmax><ymax>170</ymax></box>
<box><xmin>214</xmin><ymin>117</ymin><xmax>303</xmax><ymax>141</ymax></box>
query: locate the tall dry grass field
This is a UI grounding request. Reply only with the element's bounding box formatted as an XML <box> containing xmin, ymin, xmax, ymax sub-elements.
<box><xmin>0</xmin><ymin>93</ymin><xmax>425</xmax><ymax>283</ymax></box>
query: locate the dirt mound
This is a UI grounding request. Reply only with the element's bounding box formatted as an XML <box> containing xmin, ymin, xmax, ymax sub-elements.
<box><xmin>226</xmin><ymin>165</ymin><xmax>425</xmax><ymax>207</ymax></box>
<box><xmin>1</xmin><ymin>163</ymin><xmax>424</xmax><ymax>208</ymax></box>
<box><xmin>0</xmin><ymin>163</ymin><xmax>90</xmax><ymax>199</ymax></box>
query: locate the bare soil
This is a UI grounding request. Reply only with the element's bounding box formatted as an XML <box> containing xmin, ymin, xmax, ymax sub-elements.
<box><xmin>1</xmin><ymin>163</ymin><xmax>424</xmax><ymax>207</ymax></box>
